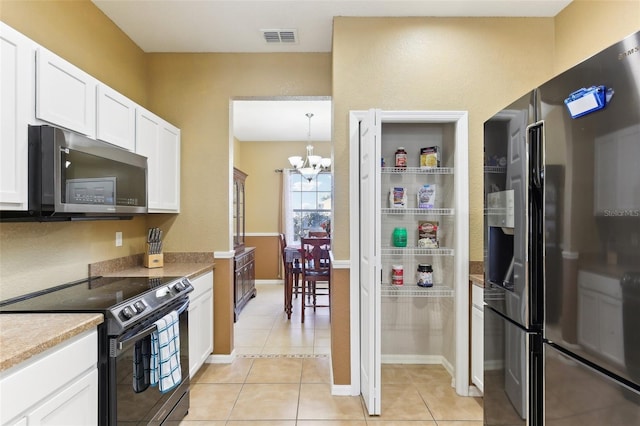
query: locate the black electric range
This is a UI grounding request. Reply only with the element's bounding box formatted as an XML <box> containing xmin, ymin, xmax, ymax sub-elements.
<box><xmin>0</xmin><ymin>275</ymin><xmax>192</xmax><ymax>335</ymax></box>
<box><xmin>0</xmin><ymin>275</ymin><xmax>194</xmax><ymax>425</ymax></box>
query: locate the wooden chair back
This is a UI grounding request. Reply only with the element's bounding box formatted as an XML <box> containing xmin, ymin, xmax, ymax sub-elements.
<box><xmin>299</xmin><ymin>237</ymin><xmax>331</xmax><ymax>276</ymax></box>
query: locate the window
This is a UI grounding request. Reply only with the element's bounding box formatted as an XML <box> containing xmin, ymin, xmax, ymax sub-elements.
<box><xmin>285</xmin><ymin>171</ymin><xmax>332</xmax><ymax>244</ymax></box>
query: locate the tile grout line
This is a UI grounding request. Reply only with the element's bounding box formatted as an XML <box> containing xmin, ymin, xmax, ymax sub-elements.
<box><xmin>226</xmin><ymin>357</ymin><xmax>254</xmax><ymax>423</ymax></box>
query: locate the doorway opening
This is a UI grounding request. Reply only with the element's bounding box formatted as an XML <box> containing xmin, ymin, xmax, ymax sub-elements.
<box><xmin>229</xmin><ymin>96</ymin><xmax>333</xmax><ymax>356</ymax></box>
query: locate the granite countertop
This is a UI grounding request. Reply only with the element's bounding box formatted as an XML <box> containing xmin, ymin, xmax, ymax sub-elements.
<box><xmin>470</xmin><ymin>274</ymin><xmax>485</xmax><ymax>288</ymax></box>
<box><xmin>101</xmin><ymin>262</ymin><xmax>214</xmax><ymax>280</ymax></box>
<box><xmin>90</xmin><ymin>252</ymin><xmax>215</xmax><ymax>280</ymax></box>
<box><xmin>0</xmin><ymin>253</ymin><xmax>214</xmax><ymax>375</ymax></box>
<box><xmin>0</xmin><ymin>313</ymin><xmax>103</xmax><ymax>373</ymax></box>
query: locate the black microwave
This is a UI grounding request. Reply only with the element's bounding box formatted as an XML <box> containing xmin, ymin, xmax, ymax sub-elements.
<box><xmin>1</xmin><ymin>125</ymin><xmax>147</xmax><ymax>221</ymax></box>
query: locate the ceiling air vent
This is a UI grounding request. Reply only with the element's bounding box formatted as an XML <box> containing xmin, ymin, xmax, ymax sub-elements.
<box><xmin>261</xmin><ymin>29</ymin><xmax>298</xmax><ymax>44</ymax></box>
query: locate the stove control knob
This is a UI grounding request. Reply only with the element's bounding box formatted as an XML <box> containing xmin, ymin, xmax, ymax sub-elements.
<box><xmin>173</xmin><ymin>281</ymin><xmax>186</xmax><ymax>292</ymax></box>
<box><xmin>134</xmin><ymin>301</ymin><xmax>146</xmax><ymax>313</ymax></box>
<box><xmin>120</xmin><ymin>305</ymin><xmax>136</xmax><ymax>320</ymax></box>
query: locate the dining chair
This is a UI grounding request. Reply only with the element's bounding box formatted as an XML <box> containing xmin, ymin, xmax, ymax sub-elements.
<box><xmin>298</xmin><ymin>237</ymin><xmax>331</xmax><ymax>323</ymax></box>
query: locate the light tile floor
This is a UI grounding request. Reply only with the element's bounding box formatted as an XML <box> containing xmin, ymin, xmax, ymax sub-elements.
<box><xmin>180</xmin><ymin>284</ymin><xmax>483</xmax><ymax>425</ymax></box>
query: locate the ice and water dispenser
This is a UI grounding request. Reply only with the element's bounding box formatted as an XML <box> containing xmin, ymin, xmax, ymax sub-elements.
<box><xmin>487</xmin><ymin>190</ymin><xmax>515</xmax><ymax>290</ymax></box>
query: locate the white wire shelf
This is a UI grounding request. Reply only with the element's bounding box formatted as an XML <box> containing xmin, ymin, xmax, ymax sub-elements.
<box><xmin>381</xmin><ymin>283</ymin><xmax>454</xmax><ymax>298</ymax></box>
<box><xmin>484</xmin><ymin>166</ymin><xmax>506</xmax><ymax>174</ymax></box>
<box><xmin>381</xmin><ymin>247</ymin><xmax>454</xmax><ymax>256</ymax></box>
<box><xmin>382</xmin><ymin>166</ymin><xmax>454</xmax><ymax>175</ymax></box>
<box><xmin>381</xmin><ymin>208</ymin><xmax>454</xmax><ymax>216</ymax></box>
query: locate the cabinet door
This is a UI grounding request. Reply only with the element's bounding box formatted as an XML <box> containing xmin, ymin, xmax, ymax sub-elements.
<box><xmin>357</xmin><ymin>109</ymin><xmax>382</xmax><ymax>416</ymax></box>
<box><xmin>189</xmin><ymin>272</ymin><xmax>214</xmax><ymax>378</ymax></box>
<box><xmin>235</xmin><ymin>268</ymin><xmax>243</xmax><ymax>305</ymax></box>
<box><xmin>598</xmin><ymin>294</ymin><xmax>624</xmax><ymax>366</ymax></box>
<box><xmin>0</xmin><ymin>23</ymin><xmax>33</xmax><ymax>210</ymax></box>
<box><xmin>36</xmin><ymin>47</ymin><xmax>96</xmax><ymax>137</ymax></box>
<box><xmin>27</xmin><ymin>369</ymin><xmax>98</xmax><ymax>426</ymax></box>
<box><xmin>96</xmin><ymin>84</ymin><xmax>136</xmax><ymax>151</ymax></box>
<box><xmin>471</xmin><ymin>305</ymin><xmax>484</xmax><ymax>393</ymax></box>
<box><xmin>578</xmin><ymin>288</ymin><xmax>600</xmax><ymax>353</ymax></box>
<box><xmin>136</xmin><ymin>108</ymin><xmax>181</xmax><ymax>213</ymax></box>
<box><xmin>157</xmin><ymin>122</ymin><xmax>180</xmax><ymax>212</ymax></box>
<box><xmin>201</xmin><ymin>288</ymin><xmax>214</xmax><ymax>357</ymax></box>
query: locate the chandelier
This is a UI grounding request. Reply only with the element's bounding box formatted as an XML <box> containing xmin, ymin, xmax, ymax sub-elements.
<box><xmin>288</xmin><ymin>113</ymin><xmax>331</xmax><ymax>181</ymax></box>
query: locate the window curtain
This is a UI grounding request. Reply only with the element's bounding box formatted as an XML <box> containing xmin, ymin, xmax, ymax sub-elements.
<box><xmin>281</xmin><ymin>168</ymin><xmax>294</xmax><ymax>246</ymax></box>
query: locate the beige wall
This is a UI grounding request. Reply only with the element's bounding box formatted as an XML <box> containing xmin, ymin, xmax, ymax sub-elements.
<box><xmin>0</xmin><ymin>0</ymin><xmax>149</xmax><ymax>300</ymax></box>
<box><xmin>332</xmin><ymin>17</ymin><xmax>557</xmax><ymax>261</ymax></box>
<box><xmin>554</xmin><ymin>0</ymin><xmax>640</xmax><ymax>74</ymax></box>
<box><xmin>142</xmin><ymin>53</ymin><xmax>332</xmax><ymax>253</ymax></box>
<box><xmin>239</xmin><ymin>141</ymin><xmax>331</xmax><ymax>233</ymax></box>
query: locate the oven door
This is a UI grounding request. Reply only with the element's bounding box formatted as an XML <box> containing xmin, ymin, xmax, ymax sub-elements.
<box><xmin>109</xmin><ymin>298</ymin><xmax>190</xmax><ymax>425</ymax></box>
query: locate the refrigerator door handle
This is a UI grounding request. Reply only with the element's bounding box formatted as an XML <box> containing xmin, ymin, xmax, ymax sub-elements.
<box><xmin>526</xmin><ymin>121</ymin><xmax>545</xmax><ymax>328</ymax></box>
<box><xmin>528</xmin><ymin>121</ymin><xmax>544</xmax><ymax>190</ymax></box>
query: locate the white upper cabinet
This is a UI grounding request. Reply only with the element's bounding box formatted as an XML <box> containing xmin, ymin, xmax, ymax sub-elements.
<box><xmin>136</xmin><ymin>108</ymin><xmax>181</xmax><ymax>213</ymax></box>
<box><xmin>36</xmin><ymin>47</ymin><xmax>97</xmax><ymax>138</ymax></box>
<box><xmin>1</xmin><ymin>23</ymin><xmax>182</xmax><ymax>215</ymax></box>
<box><xmin>96</xmin><ymin>84</ymin><xmax>136</xmax><ymax>151</ymax></box>
<box><xmin>0</xmin><ymin>23</ymin><xmax>35</xmax><ymax>211</ymax></box>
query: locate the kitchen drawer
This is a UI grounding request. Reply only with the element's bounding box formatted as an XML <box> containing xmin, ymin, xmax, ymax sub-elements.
<box><xmin>0</xmin><ymin>329</ymin><xmax>97</xmax><ymax>424</ymax></box>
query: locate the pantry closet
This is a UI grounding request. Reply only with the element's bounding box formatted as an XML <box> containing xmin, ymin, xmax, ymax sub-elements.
<box><xmin>349</xmin><ymin>110</ymin><xmax>469</xmax><ymax>415</ymax></box>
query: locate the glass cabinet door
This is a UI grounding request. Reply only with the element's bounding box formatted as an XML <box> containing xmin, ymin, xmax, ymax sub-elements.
<box><xmin>233</xmin><ymin>168</ymin><xmax>247</xmax><ymax>252</ymax></box>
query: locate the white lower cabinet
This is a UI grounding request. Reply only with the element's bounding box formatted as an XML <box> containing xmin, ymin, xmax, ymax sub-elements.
<box><xmin>0</xmin><ymin>329</ymin><xmax>98</xmax><ymax>426</ymax></box>
<box><xmin>471</xmin><ymin>284</ymin><xmax>484</xmax><ymax>393</ymax></box>
<box><xmin>577</xmin><ymin>270</ymin><xmax>624</xmax><ymax>366</ymax></box>
<box><xmin>24</xmin><ymin>369</ymin><xmax>97</xmax><ymax>426</ymax></box>
<box><xmin>188</xmin><ymin>271</ymin><xmax>214</xmax><ymax>378</ymax></box>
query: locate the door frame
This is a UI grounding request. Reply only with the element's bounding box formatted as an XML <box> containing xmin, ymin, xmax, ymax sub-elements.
<box><xmin>349</xmin><ymin>109</ymin><xmax>470</xmax><ymax>398</ymax></box>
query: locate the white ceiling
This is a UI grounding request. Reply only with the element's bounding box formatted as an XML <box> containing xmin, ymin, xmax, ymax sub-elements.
<box><xmin>91</xmin><ymin>0</ymin><xmax>572</xmax><ymax>141</ymax></box>
<box><xmin>233</xmin><ymin>98</ymin><xmax>332</xmax><ymax>141</ymax></box>
<box><xmin>92</xmin><ymin>0</ymin><xmax>572</xmax><ymax>53</ymax></box>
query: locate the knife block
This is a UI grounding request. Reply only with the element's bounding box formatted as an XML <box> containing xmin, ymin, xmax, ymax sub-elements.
<box><xmin>143</xmin><ymin>244</ymin><xmax>164</xmax><ymax>269</ymax></box>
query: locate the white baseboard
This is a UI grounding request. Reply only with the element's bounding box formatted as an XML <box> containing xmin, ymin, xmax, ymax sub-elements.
<box><xmin>468</xmin><ymin>385</ymin><xmax>483</xmax><ymax>397</ymax></box>
<box><xmin>256</xmin><ymin>279</ymin><xmax>283</xmax><ymax>285</ymax></box>
<box><xmin>381</xmin><ymin>354</ymin><xmax>443</xmax><ymax>365</ymax></box>
<box><xmin>206</xmin><ymin>351</ymin><xmax>236</xmax><ymax>364</ymax></box>
<box><xmin>331</xmin><ymin>384</ymin><xmax>357</xmax><ymax>396</ymax></box>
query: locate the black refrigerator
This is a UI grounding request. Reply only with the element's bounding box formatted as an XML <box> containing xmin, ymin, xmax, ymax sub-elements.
<box><xmin>483</xmin><ymin>31</ymin><xmax>640</xmax><ymax>425</ymax></box>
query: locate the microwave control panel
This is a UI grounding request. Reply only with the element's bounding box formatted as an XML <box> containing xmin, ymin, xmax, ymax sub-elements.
<box><xmin>65</xmin><ymin>177</ymin><xmax>116</xmax><ymax>205</ymax></box>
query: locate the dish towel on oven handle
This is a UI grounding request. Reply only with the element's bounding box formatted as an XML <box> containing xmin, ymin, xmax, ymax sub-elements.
<box><xmin>133</xmin><ymin>335</ymin><xmax>151</xmax><ymax>393</ymax></box>
<box><xmin>150</xmin><ymin>310</ymin><xmax>182</xmax><ymax>393</ymax></box>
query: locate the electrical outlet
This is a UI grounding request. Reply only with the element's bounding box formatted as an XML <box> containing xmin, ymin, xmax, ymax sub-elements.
<box><xmin>115</xmin><ymin>232</ymin><xmax>123</xmax><ymax>247</ymax></box>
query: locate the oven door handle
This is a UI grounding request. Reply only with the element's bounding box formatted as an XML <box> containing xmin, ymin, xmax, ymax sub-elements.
<box><xmin>116</xmin><ymin>324</ymin><xmax>155</xmax><ymax>352</ymax></box>
<box><xmin>112</xmin><ymin>299</ymin><xmax>190</xmax><ymax>352</ymax></box>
